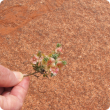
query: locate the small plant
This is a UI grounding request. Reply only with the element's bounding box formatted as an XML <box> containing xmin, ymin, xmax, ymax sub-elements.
<box><xmin>23</xmin><ymin>43</ymin><xmax>67</xmax><ymax>78</ymax></box>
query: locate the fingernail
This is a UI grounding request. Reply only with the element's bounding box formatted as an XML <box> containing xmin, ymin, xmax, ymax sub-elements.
<box><xmin>13</xmin><ymin>71</ymin><xmax>23</xmax><ymax>82</ymax></box>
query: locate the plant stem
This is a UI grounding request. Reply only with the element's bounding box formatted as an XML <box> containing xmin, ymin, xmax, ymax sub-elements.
<box><xmin>23</xmin><ymin>72</ymin><xmax>39</xmax><ymax>77</ymax></box>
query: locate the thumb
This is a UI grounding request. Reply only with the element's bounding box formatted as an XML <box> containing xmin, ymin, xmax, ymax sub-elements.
<box><xmin>0</xmin><ymin>65</ymin><xmax>23</xmax><ymax>87</ymax></box>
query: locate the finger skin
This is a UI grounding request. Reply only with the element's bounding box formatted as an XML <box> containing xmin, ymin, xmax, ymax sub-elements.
<box><xmin>11</xmin><ymin>77</ymin><xmax>30</xmax><ymax>102</ymax></box>
<box><xmin>0</xmin><ymin>65</ymin><xmax>21</xmax><ymax>87</ymax></box>
<box><xmin>0</xmin><ymin>77</ymin><xmax>30</xmax><ymax>110</ymax></box>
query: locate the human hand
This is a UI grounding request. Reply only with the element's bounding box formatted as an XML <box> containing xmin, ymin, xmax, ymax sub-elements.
<box><xmin>0</xmin><ymin>65</ymin><xmax>30</xmax><ymax>110</ymax></box>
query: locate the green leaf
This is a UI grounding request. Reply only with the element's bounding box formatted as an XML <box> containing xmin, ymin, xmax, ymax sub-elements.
<box><xmin>37</xmin><ymin>51</ymin><xmax>41</xmax><ymax>57</ymax></box>
<box><xmin>43</xmin><ymin>74</ymin><xmax>48</xmax><ymax>77</ymax></box>
<box><xmin>55</xmin><ymin>60</ymin><xmax>58</xmax><ymax>65</ymax></box>
<box><xmin>51</xmin><ymin>73</ymin><xmax>54</xmax><ymax>77</ymax></box>
<box><xmin>51</xmin><ymin>53</ymin><xmax>59</xmax><ymax>60</ymax></box>
<box><xmin>56</xmin><ymin>43</ymin><xmax>62</xmax><ymax>47</ymax></box>
<box><xmin>62</xmin><ymin>60</ymin><xmax>67</xmax><ymax>65</ymax></box>
<box><xmin>51</xmin><ymin>73</ymin><xmax>56</xmax><ymax>77</ymax></box>
<box><xmin>43</xmin><ymin>57</ymin><xmax>49</xmax><ymax>62</ymax></box>
<box><xmin>43</xmin><ymin>74</ymin><xmax>46</xmax><ymax>77</ymax></box>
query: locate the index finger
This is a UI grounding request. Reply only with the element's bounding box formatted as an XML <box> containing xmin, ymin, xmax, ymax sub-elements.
<box><xmin>0</xmin><ymin>65</ymin><xmax>23</xmax><ymax>87</ymax></box>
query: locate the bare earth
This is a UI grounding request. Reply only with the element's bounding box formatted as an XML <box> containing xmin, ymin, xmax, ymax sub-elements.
<box><xmin>0</xmin><ymin>0</ymin><xmax>110</xmax><ymax>110</ymax></box>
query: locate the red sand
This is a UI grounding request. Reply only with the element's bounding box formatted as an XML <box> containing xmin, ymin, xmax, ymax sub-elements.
<box><xmin>0</xmin><ymin>0</ymin><xmax>110</xmax><ymax>109</ymax></box>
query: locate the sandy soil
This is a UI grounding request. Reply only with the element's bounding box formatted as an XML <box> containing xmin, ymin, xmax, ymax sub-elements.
<box><xmin>0</xmin><ymin>0</ymin><xmax>110</xmax><ymax>110</ymax></box>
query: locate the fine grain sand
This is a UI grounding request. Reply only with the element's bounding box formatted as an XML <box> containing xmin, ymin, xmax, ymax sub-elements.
<box><xmin>0</xmin><ymin>0</ymin><xmax>110</xmax><ymax>110</ymax></box>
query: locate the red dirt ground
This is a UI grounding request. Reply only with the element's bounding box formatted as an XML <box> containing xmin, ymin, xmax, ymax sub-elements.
<box><xmin>0</xmin><ymin>0</ymin><xmax>110</xmax><ymax>109</ymax></box>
